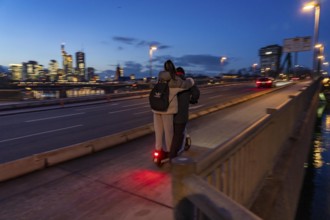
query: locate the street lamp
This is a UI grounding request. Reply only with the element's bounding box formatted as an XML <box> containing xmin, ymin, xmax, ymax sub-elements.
<box><xmin>220</xmin><ymin>57</ymin><xmax>227</xmax><ymax>73</ymax></box>
<box><xmin>220</xmin><ymin>57</ymin><xmax>227</xmax><ymax>65</ymax></box>
<box><xmin>315</xmin><ymin>43</ymin><xmax>325</xmax><ymax>74</ymax></box>
<box><xmin>252</xmin><ymin>63</ymin><xmax>258</xmax><ymax>73</ymax></box>
<box><xmin>149</xmin><ymin>46</ymin><xmax>157</xmax><ymax>78</ymax></box>
<box><xmin>303</xmin><ymin>0</ymin><xmax>321</xmax><ymax>77</ymax></box>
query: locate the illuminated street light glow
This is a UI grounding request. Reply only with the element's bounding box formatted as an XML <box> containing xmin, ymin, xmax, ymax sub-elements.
<box><xmin>303</xmin><ymin>1</ymin><xmax>318</xmax><ymax>10</ymax></box>
<box><xmin>220</xmin><ymin>57</ymin><xmax>227</xmax><ymax>64</ymax></box>
<box><xmin>302</xmin><ymin>0</ymin><xmax>321</xmax><ymax>77</ymax></box>
<box><xmin>149</xmin><ymin>46</ymin><xmax>157</xmax><ymax>78</ymax></box>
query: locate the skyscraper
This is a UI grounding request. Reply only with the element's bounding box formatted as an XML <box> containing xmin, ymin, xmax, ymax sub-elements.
<box><xmin>9</xmin><ymin>64</ymin><xmax>23</xmax><ymax>81</ymax></box>
<box><xmin>49</xmin><ymin>60</ymin><xmax>59</xmax><ymax>82</ymax></box>
<box><xmin>76</xmin><ymin>51</ymin><xmax>86</xmax><ymax>81</ymax></box>
<box><xmin>259</xmin><ymin>45</ymin><xmax>282</xmax><ymax>77</ymax></box>
<box><xmin>22</xmin><ymin>61</ymin><xmax>43</xmax><ymax>81</ymax></box>
<box><xmin>61</xmin><ymin>43</ymin><xmax>73</xmax><ymax>79</ymax></box>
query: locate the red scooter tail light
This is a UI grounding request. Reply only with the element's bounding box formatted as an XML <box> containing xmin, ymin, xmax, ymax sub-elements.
<box><xmin>153</xmin><ymin>151</ymin><xmax>160</xmax><ymax>158</ymax></box>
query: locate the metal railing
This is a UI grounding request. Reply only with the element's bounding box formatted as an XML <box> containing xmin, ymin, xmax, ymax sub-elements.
<box><xmin>172</xmin><ymin>79</ymin><xmax>320</xmax><ymax>220</ymax></box>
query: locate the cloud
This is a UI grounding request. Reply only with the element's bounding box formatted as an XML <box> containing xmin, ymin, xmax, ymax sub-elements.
<box><xmin>154</xmin><ymin>54</ymin><xmax>233</xmax><ymax>75</ymax></box>
<box><xmin>108</xmin><ymin>35</ymin><xmax>238</xmax><ymax>76</ymax></box>
<box><xmin>122</xmin><ymin>61</ymin><xmax>145</xmax><ymax>74</ymax></box>
<box><xmin>109</xmin><ymin>54</ymin><xmax>237</xmax><ymax>78</ymax></box>
<box><xmin>113</xmin><ymin>36</ymin><xmax>171</xmax><ymax>50</ymax></box>
<box><xmin>112</xmin><ymin>36</ymin><xmax>137</xmax><ymax>45</ymax></box>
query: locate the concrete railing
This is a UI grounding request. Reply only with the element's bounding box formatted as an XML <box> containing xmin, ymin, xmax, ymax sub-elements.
<box><xmin>172</xmin><ymin>79</ymin><xmax>321</xmax><ymax>220</ymax></box>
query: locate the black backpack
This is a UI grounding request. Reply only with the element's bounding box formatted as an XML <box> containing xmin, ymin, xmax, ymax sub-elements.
<box><xmin>149</xmin><ymin>80</ymin><xmax>170</xmax><ymax>111</ymax></box>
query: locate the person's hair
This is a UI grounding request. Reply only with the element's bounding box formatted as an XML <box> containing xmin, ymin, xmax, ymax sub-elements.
<box><xmin>176</xmin><ymin>67</ymin><xmax>185</xmax><ymax>74</ymax></box>
<box><xmin>176</xmin><ymin>67</ymin><xmax>186</xmax><ymax>79</ymax></box>
<box><xmin>164</xmin><ymin>60</ymin><xmax>176</xmax><ymax>80</ymax></box>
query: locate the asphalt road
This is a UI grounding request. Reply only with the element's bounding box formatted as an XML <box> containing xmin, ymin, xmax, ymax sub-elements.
<box><xmin>0</xmin><ymin>82</ymin><xmax>272</xmax><ymax>163</ymax></box>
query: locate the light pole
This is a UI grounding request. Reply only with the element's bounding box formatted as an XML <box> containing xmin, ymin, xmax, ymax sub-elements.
<box><xmin>220</xmin><ymin>57</ymin><xmax>227</xmax><ymax>73</ymax></box>
<box><xmin>315</xmin><ymin>43</ymin><xmax>325</xmax><ymax>74</ymax></box>
<box><xmin>303</xmin><ymin>0</ymin><xmax>321</xmax><ymax>77</ymax></box>
<box><xmin>149</xmin><ymin>46</ymin><xmax>157</xmax><ymax>78</ymax></box>
<box><xmin>252</xmin><ymin>63</ymin><xmax>258</xmax><ymax>73</ymax></box>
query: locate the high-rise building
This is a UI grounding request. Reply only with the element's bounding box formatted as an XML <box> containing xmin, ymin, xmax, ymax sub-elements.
<box><xmin>76</xmin><ymin>51</ymin><xmax>86</xmax><ymax>80</ymax></box>
<box><xmin>87</xmin><ymin>67</ymin><xmax>95</xmax><ymax>81</ymax></box>
<box><xmin>9</xmin><ymin>64</ymin><xmax>23</xmax><ymax>81</ymax></box>
<box><xmin>49</xmin><ymin>60</ymin><xmax>59</xmax><ymax>82</ymax></box>
<box><xmin>259</xmin><ymin>45</ymin><xmax>282</xmax><ymax>77</ymax></box>
<box><xmin>22</xmin><ymin>61</ymin><xmax>43</xmax><ymax>81</ymax></box>
<box><xmin>61</xmin><ymin>43</ymin><xmax>73</xmax><ymax>78</ymax></box>
<box><xmin>115</xmin><ymin>64</ymin><xmax>124</xmax><ymax>80</ymax></box>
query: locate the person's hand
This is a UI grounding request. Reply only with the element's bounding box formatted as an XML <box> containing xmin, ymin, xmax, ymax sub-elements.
<box><xmin>186</xmin><ymin>77</ymin><xmax>195</xmax><ymax>86</ymax></box>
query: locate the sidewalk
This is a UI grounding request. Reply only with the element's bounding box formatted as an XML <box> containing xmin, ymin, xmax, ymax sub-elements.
<box><xmin>0</xmin><ymin>82</ymin><xmax>310</xmax><ymax>220</ymax></box>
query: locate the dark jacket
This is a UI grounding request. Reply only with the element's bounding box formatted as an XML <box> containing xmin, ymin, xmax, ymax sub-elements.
<box><xmin>152</xmin><ymin>71</ymin><xmax>194</xmax><ymax>115</ymax></box>
<box><xmin>174</xmin><ymin>85</ymin><xmax>200</xmax><ymax>124</ymax></box>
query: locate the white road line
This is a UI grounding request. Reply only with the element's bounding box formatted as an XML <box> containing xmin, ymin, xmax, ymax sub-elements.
<box><xmin>25</xmin><ymin>112</ymin><xmax>85</xmax><ymax>123</ymax></box>
<box><xmin>208</xmin><ymin>94</ymin><xmax>224</xmax><ymax>99</ymax></box>
<box><xmin>76</xmin><ymin>106</ymin><xmax>105</xmax><ymax>111</ymax></box>
<box><xmin>134</xmin><ymin>110</ymin><xmax>152</xmax><ymax>115</ymax></box>
<box><xmin>189</xmin><ymin>105</ymin><xmax>204</xmax><ymax>109</ymax></box>
<box><xmin>123</xmin><ymin>102</ymin><xmax>149</xmax><ymax>107</ymax></box>
<box><xmin>76</xmin><ymin>103</ymin><xmax>118</xmax><ymax>111</ymax></box>
<box><xmin>0</xmin><ymin>125</ymin><xmax>83</xmax><ymax>143</ymax></box>
<box><xmin>108</xmin><ymin>109</ymin><xmax>132</xmax><ymax>114</ymax></box>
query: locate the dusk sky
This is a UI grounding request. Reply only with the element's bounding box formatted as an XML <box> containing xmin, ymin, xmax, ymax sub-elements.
<box><xmin>0</xmin><ymin>0</ymin><xmax>329</xmax><ymax>77</ymax></box>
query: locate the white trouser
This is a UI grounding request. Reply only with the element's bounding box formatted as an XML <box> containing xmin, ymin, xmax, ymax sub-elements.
<box><xmin>153</xmin><ymin>113</ymin><xmax>173</xmax><ymax>152</ymax></box>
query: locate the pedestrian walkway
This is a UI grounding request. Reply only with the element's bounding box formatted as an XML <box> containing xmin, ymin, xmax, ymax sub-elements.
<box><xmin>0</xmin><ymin>82</ymin><xmax>310</xmax><ymax>220</ymax></box>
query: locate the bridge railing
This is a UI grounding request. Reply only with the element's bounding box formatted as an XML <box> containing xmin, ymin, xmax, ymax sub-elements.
<box><xmin>172</xmin><ymin>79</ymin><xmax>320</xmax><ymax>220</ymax></box>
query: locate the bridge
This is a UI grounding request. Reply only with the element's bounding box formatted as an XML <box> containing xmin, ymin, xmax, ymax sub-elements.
<box><xmin>0</xmin><ymin>79</ymin><xmax>321</xmax><ymax>219</ymax></box>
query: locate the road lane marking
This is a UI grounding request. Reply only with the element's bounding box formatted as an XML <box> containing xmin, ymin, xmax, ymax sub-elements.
<box><xmin>0</xmin><ymin>125</ymin><xmax>83</xmax><ymax>143</ymax></box>
<box><xmin>76</xmin><ymin>103</ymin><xmax>119</xmax><ymax>111</ymax></box>
<box><xmin>189</xmin><ymin>105</ymin><xmax>204</xmax><ymax>109</ymax></box>
<box><xmin>76</xmin><ymin>106</ymin><xmax>105</xmax><ymax>111</ymax></box>
<box><xmin>123</xmin><ymin>102</ymin><xmax>149</xmax><ymax>107</ymax></box>
<box><xmin>108</xmin><ymin>109</ymin><xmax>132</xmax><ymax>114</ymax></box>
<box><xmin>134</xmin><ymin>110</ymin><xmax>152</xmax><ymax>115</ymax></box>
<box><xmin>25</xmin><ymin>112</ymin><xmax>85</xmax><ymax>122</ymax></box>
<box><xmin>208</xmin><ymin>94</ymin><xmax>225</xmax><ymax>99</ymax></box>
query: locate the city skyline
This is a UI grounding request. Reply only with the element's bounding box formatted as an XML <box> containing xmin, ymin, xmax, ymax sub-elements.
<box><xmin>0</xmin><ymin>0</ymin><xmax>329</xmax><ymax>77</ymax></box>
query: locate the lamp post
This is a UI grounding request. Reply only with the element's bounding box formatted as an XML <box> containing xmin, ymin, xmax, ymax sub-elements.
<box><xmin>149</xmin><ymin>46</ymin><xmax>157</xmax><ymax>78</ymax></box>
<box><xmin>220</xmin><ymin>57</ymin><xmax>227</xmax><ymax>65</ymax></box>
<box><xmin>315</xmin><ymin>43</ymin><xmax>324</xmax><ymax>74</ymax></box>
<box><xmin>252</xmin><ymin>63</ymin><xmax>258</xmax><ymax>73</ymax></box>
<box><xmin>220</xmin><ymin>57</ymin><xmax>227</xmax><ymax>73</ymax></box>
<box><xmin>303</xmin><ymin>0</ymin><xmax>321</xmax><ymax>77</ymax></box>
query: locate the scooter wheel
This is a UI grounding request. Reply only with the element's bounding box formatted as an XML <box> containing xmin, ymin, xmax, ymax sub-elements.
<box><xmin>153</xmin><ymin>158</ymin><xmax>163</xmax><ymax>167</ymax></box>
<box><xmin>184</xmin><ymin>137</ymin><xmax>191</xmax><ymax>151</ymax></box>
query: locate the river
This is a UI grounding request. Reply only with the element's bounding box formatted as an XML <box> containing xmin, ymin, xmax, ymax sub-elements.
<box><xmin>295</xmin><ymin>103</ymin><xmax>330</xmax><ymax>219</ymax></box>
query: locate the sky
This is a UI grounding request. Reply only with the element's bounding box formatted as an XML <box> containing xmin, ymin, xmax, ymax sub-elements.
<box><xmin>0</xmin><ymin>0</ymin><xmax>329</xmax><ymax>78</ymax></box>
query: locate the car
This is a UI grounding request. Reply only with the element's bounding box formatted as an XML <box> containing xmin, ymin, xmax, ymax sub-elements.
<box><xmin>256</xmin><ymin>77</ymin><xmax>276</xmax><ymax>88</ymax></box>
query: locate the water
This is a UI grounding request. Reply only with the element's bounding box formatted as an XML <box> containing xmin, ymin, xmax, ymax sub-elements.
<box><xmin>295</xmin><ymin>104</ymin><xmax>330</xmax><ymax>220</ymax></box>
